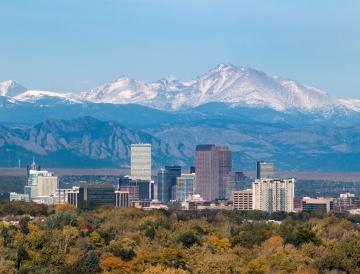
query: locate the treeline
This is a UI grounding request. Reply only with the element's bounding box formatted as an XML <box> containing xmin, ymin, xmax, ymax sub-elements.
<box><xmin>1</xmin><ymin>202</ymin><xmax>360</xmax><ymax>273</ymax></box>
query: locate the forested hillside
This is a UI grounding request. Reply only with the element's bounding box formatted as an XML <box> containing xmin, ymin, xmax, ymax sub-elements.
<box><xmin>1</xmin><ymin>202</ymin><xmax>360</xmax><ymax>273</ymax></box>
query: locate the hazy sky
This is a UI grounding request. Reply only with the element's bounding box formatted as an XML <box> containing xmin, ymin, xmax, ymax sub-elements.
<box><xmin>1</xmin><ymin>0</ymin><xmax>359</xmax><ymax>98</ymax></box>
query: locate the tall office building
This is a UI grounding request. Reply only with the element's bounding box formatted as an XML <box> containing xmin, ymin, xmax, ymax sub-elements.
<box><xmin>157</xmin><ymin>166</ymin><xmax>181</xmax><ymax>202</ymax></box>
<box><xmin>176</xmin><ymin>173</ymin><xmax>196</xmax><ymax>202</ymax></box>
<box><xmin>256</xmin><ymin>161</ymin><xmax>274</xmax><ymax>179</ymax></box>
<box><xmin>217</xmin><ymin>146</ymin><xmax>232</xmax><ymax>199</ymax></box>
<box><xmin>195</xmin><ymin>144</ymin><xmax>232</xmax><ymax>201</ymax></box>
<box><xmin>195</xmin><ymin>145</ymin><xmax>219</xmax><ymax>201</ymax></box>
<box><xmin>24</xmin><ymin>160</ymin><xmax>58</xmax><ymax>204</ymax></box>
<box><xmin>131</xmin><ymin>144</ymin><xmax>151</xmax><ymax>181</ymax></box>
<box><xmin>253</xmin><ymin>178</ymin><xmax>295</xmax><ymax>212</ymax></box>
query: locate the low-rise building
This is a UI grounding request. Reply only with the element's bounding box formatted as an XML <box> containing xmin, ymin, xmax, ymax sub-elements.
<box><xmin>302</xmin><ymin>197</ymin><xmax>334</xmax><ymax>214</ymax></box>
<box><xmin>9</xmin><ymin>192</ymin><xmax>30</xmax><ymax>202</ymax></box>
<box><xmin>232</xmin><ymin>189</ymin><xmax>253</xmax><ymax>210</ymax></box>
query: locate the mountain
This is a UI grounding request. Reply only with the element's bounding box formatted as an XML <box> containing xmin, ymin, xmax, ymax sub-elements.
<box><xmin>0</xmin><ymin>116</ymin><xmax>187</xmax><ymax>168</ymax></box>
<box><xmin>1</xmin><ymin>64</ymin><xmax>360</xmax><ymax>171</ymax></box>
<box><xmin>1</xmin><ymin>64</ymin><xmax>359</xmax><ymax>113</ymax></box>
<box><xmin>0</xmin><ymin>80</ymin><xmax>27</xmax><ymax>97</ymax></box>
<box><xmin>80</xmin><ymin>64</ymin><xmax>357</xmax><ymax>112</ymax></box>
<box><xmin>0</xmin><ymin>116</ymin><xmax>359</xmax><ymax>171</ymax></box>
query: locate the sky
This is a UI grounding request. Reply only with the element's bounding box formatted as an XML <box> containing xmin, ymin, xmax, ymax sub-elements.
<box><xmin>0</xmin><ymin>0</ymin><xmax>359</xmax><ymax>98</ymax></box>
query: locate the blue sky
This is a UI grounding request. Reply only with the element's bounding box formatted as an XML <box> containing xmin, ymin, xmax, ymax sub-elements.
<box><xmin>0</xmin><ymin>0</ymin><xmax>359</xmax><ymax>98</ymax></box>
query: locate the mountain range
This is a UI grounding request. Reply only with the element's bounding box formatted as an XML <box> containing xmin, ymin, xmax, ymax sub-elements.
<box><xmin>1</xmin><ymin>64</ymin><xmax>360</xmax><ymax>113</ymax></box>
<box><xmin>1</xmin><ymin>64</ymin><xmax>360</xmax><ymax>171</ymax></box>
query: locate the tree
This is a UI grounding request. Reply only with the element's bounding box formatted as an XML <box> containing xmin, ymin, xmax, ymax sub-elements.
<box><xmin>19</xmin><ymin>217</ymin><xmax>30</xmax><ymax>235</ymax></box>
<box><xmin>108</xmin><ymin>237</ymin><xmax>136</xmax><ymax>261</ymax></box>
<box><xmin>206</xmin><ymin>235</ymin><xmax>230</xmax><ymax>254</ymax></box>
<box><xmin>15</xmin><ymin>245</ymin><xmax>28</xmax><ymax>270</ymax></box>
<box><xmin>242</xmin><ymin>257</ymin><xmax>270</xmax><ymax>274</ymax></box>
<box><xmin>177</xmin><ymin>231</ymin><xmax>200</xmax><ymax>249</ymax></box>
<box><xmin>90</xmin><ymin>231</ymin><xmax>105</xmax><ymax>248</ymax></box>
<box><xmin>100</xmin><ymin>254</ymin><xmax>129</xmax><ymax>273</ymax></box>
<box><xmin>82</xmin><ymin>250</ymin><xmax>100</xmax><ymax>273</ymax></box>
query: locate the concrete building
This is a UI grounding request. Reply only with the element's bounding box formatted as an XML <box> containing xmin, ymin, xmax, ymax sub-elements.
<box><xmin>302</xmin><ymin>197</ymin><xmax>334</xmax><ymax>214</ymax></box>
<box><xmin>157</xmin><ymin>166</ymin><xmax>181</xmax><ymax>202</ymax></box>
<box><xmin>253</xmin><ymin>178</ymin><xmax>295</xmax><ymax>212</ymax></box>
<box><xmin>9</xmin><ymin>192</ymin><xmax>30</xmax><ymax>202</ymax></box>
<box><xmin>118</xmin><ymin>185</ymin><xmax>139</xmax><ymax>205</ymax></box>
<box><xmin>55</xmin><ymin>188</ymin><xmax>78</xmax><ymax>204</ymax></box>
<box><xmin>195</xmin><ymin>144</ymin><xmax>232</xmax><ymax>201</ymax></box>
<box><xmin>24</xmin><ymin>160</ymin><xmax>58</xmax><ymax>204</ymax></box>
<box><xmin>115</xmin><ymin>191</ymin><xmax>130</xmax><ymax>208</ymax></box>
<box><xmin>256</xmin><ymin>161</ymin><xmax>274</xmax><ymax>179</ymax></box>
<box><xmin>232</xmin><ymin>189</ymin><xmax>253</xmax><ymax>210</ymax></box>
<box><xmin>176</xmin><ymin>173</ymin><xmax>196</xmax><ymax>202</ymax></box>
<box><xmin>130</xmin><ymin>144</ymin><xmax>152</xmax><ymax>181</ymax></box>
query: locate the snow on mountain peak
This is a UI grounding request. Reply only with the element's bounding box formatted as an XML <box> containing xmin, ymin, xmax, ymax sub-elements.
<box><xmin>2</xmin><ymin>64</ymin><xmax>359</xmax><ymax>113</ymax></box>
<box><xmin>78</xmin><ymin>64</ymin><xmax>350</xmax><ymax>111</ymax></box>
<box><xmin>0</xmin><ymin>80</ymin><xmax>27</xmax><ymax>97</ymax></box>
<box><xmin>14</xmin><ymin>89</ymin><xmax>80</xmax><ymax>104</ymax></box>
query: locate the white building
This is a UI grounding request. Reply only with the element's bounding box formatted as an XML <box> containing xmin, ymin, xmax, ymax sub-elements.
<box><xmin>176</xmin><ymin>173</ymin><xmax>196</xmax><ymax>202</ymax></box>
<box><xmin>10</xmin><ymin>192</ymin><xmax>30</xmax><ymax>202</ymax></box>
<box><xmin>130</xmin><ymin>144</ymin><xmax>152</xmax><ymax>181</ymax></box>
<box><xmin>253</xmin><ymin>178</ymin><xmax>295</xmax><ymax>212</ymax></box>
<box><xmin>24</xmin><ymin>161</ymin><xmax>59</xmax><ymax>204</ymax></box>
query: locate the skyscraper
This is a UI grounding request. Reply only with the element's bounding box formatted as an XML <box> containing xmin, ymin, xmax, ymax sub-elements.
<box><xmin>252</xmin><ymin>178</ymin><xmax>295</xmax><ymax>212</ymax></box>
<box><xmin>157</xmin><ymin>166</ymin><xmax>181</xmax><ymax>202</ymax></box>
<box><xmin>195</xmin><ymin>145</ymin><xmax>232</xmax><ymax>201</ymax></box>
<box><xmin>256</xmin><ymin>161</ymin><xmax>274</xmax><ymax>179</ymax></box>
<box><xmin>131</xmin><ymin>144</ymin><xmax>151</xmax><ymax>181</ymax></box>
<box><xmin>176</xmin><ymin>173</ymin><xmax>196</xmax><ymax>202</ymax></box>
<box><xmin>217</xmin><ymin>146</ymin><xmax>232</xmax><ymax>199</ymax></box>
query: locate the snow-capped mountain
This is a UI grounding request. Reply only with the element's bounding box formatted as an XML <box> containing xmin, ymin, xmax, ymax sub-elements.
<box><xmin>1</xmin><ymin>64</ymin><xmax>359</xmax><ymax>112</ymax></box>
<box><xmin>0</xmin><ymin>80</ymin><xmax>27</xmax><ymax>97</ymax></box>
<box><xmin>80</xmin><ymin>64</ymin><xmax>351</xmax><ymax>112</ymax></box>
<box><xmin>14</xmin><ymin>90</ymin><xmax>80</xmax><ymax>104</ymax></box>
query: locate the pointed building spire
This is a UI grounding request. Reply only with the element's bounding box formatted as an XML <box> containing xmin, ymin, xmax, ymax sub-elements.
<box><xmin>31</xmin><ymin>156</ymin><xmax>37</xmax><ymax>170</ymax></box>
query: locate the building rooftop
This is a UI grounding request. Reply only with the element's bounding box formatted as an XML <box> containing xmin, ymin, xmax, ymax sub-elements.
<box><xmin>195</xmin><ymin>144</ymin><xmax>215</xmax><ymax>151</ymax></box>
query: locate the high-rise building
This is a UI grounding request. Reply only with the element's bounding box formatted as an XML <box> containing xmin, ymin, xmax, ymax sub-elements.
<box><xmin>253</xmin><ymin>178</ymin><xmax>295</xmax><ymax>212</ymax></box>
<box><xmin>195</xmin><ymin>145</ymin><xmax>220</xmax><ymax>201</ymax></box>
<box><xmin>131</xmin><ymin>144</ymin><xmax>151</xmax><ymax>181</ymax></box>
<box><xmin>176</xmin><ymin>173</ymin><xmax>196</xmax><ymax>202</ymax></box>
<box><xmin>156</xmin><ymin>166</ymin><xmax>181</xmax><ymax>202</ymax></box>
<box><xmin>217</xmin><ymin>146</ymin><xmax>232</xmax><ymax>199</ymax></box>
<box><xmin>195</xmin><ymin>144</ymin><xmax>232</xmax><ymax>201</ymax></box>
<box><xmin>24</xmin><ymin>160</ymin><xmax>58</xmax><ymax>204</ymax></box>
<box><xmin>256</xmin><ymin>161</ymin><xmax>274</xmax><ymax>179</ymax></box>
<box><xmin>232</xmin><ymin>189</ymin><xmax>253</xmax><ymax>210</ymax></box>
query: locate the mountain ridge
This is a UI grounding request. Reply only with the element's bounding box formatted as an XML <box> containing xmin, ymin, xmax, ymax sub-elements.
<box><xmin>1</xmin><ymin>64</ymin><xmax>359</xmax><ymax>113</ymax></box>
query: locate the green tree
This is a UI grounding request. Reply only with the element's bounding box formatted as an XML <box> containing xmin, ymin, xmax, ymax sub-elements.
<box><xmin>177</xmin><ymin>231</ymin><xmax>200</xmax><ymax>248</ymax></box>
<box><xmin>19</xmin><ymin>217</ymin><xmax>30</xmax><ymax>235</ymax></box>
